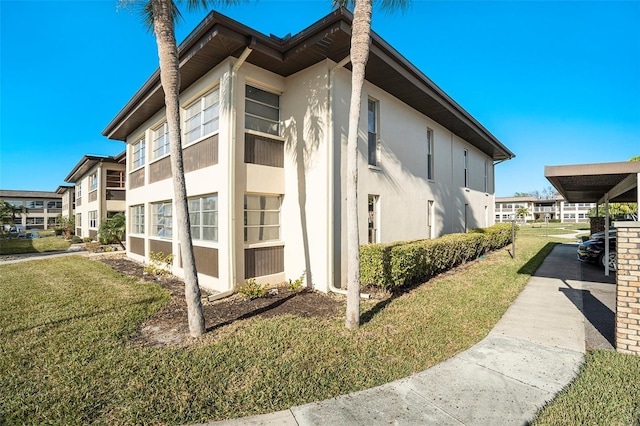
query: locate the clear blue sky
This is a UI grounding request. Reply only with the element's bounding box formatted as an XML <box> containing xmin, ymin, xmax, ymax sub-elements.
<box><xmin>1</xmin><ymin>0</ymin><xmax>638</xmax><ymax>196</ymax></box>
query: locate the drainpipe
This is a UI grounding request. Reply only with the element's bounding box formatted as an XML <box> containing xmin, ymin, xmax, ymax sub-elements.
<box><xmin>209</xmin><ymin>43</ymin><xmax>254</xmax><ymax>302</ymax></box>
<box><xmin>326</xmin><ymin>56</ymin><xmax>370</xmax><ymax>299</ymax></box>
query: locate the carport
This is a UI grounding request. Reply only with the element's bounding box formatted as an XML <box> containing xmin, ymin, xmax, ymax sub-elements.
<box><xmin>545</xmin><ymin>161</ymin><xmax>640</xmax><ymax>354</ymax></box>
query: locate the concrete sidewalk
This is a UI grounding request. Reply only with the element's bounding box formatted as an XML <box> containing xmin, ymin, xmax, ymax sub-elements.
<box><xmin>204</xmin><ymin>243</ymin><xmax>616</xmax><ymax>426</ymax></box>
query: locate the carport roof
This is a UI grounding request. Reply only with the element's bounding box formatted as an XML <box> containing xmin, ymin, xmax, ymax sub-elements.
<box><xmin>545</xmin><ymin>161</ymin><xmax>640</xmax><ymax>204</ymax></box>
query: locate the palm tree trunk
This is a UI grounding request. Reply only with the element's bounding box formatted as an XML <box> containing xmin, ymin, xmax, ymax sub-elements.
<box><xmin>345</xmin><ymin>0</ymin><xmax>372</xmax><ymax>330</ymax></box>
<box><xmin>151</xmin><ymin>0</ymin><xmax>205</xmax><ymax>337</ymax></box>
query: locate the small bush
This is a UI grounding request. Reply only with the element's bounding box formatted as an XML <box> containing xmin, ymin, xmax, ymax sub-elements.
<box><xmin>70</xmin><ymin>235</ymin><xmax>82</xmax><ymax>244</ymax></box>
<box><xmin>144</xmin><ymin>251</ymin><xmax>174</xmax><ymax>277</ymax></box>
<box><xmin>85</xmin><ymin>242</ymin><xmax>102</xmax><ymax>253</ymax></box>
<box><xmin>83</xmin><ymin>237</ymin><xmax>93</xmax><ymax>243</ymax></box>
<box><xmin>238</xmin><ymin>278</ymin><xmax>267</xmax><ymax>300</ymax></box>
<box><xmin>361</xmin><ymin>223</ymin><xmax>515</xmax><ymax>289</ymax></box>
<box><xmin>288</xmin><ymin>271</ymin><xmax>306</xmax><ymax>292</ymax></box>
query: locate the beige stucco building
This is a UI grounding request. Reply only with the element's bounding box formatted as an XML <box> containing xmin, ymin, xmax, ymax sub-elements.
<box><xmin>102</xmin><ymin>9</ymin><xmax>514</xmax><ymax>294</ymax></box>
<box><xmin>64</xmin><ymin>153</ymin><xmax>126</xmax><ymax>239</ymax></box>
<box><xmin>495</xmin><ymin>196</ymin><xmax>596</xmax><ymax>223</ymax></box>
<box><xmin>0</xmin><ymin>190</ymin><xmax>63</xmax><ymax>230</ymax></box>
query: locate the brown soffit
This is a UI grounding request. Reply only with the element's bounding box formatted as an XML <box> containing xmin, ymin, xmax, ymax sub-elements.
<box><xmin>545</xmin><ymin>161</ymin><xmax>640</xmax><ymax>204</ymax></box>
<box><xmin>64</xmin><ymin>153</ymin><xmax>124</xmax><ymax>184</ymax></box>
<box><xmin>102</xmin><ymin>7</ymin><xmax>514</xmax><ymax>161</ymax></box>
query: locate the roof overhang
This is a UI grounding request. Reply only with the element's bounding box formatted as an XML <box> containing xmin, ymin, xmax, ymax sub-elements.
<box><xmin>64</xmin><ymin>154</ymin><xmax>123</xmax><ymax>183</ymax></box>
<box><xmin>102</xmin><ymin>8</ymin><xmax>514</xmax><ymax>161</ymax></box>
<box><xmin>545</xmin><ymin>161</ymin><xmax>640</xmax><ymax>204</ymax></box>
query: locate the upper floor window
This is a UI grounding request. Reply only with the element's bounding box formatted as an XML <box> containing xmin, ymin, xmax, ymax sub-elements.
<box><xmin>151</xmin><ymin>201</ymin><xmax>172</xmax><ymax>238</ymax></box>
<box><xmin>76</xmin><ymin>183</ymin><xmax>82</xmax><ymax>198</ymax></box>
<box><xmin>106</xmin><ymin>170</ymin><xmax>125</xmax><ymax>188</ymax></box>
<box><xmin>427</xmin><ymin>128</ymin><xmax>434</xmax><ymax>180</ymax></box>
<box><xmin>46</xmin><ymin>201</ymin><xmax>62</xmax><ymax>209</ymax></box>
<box><xmin>244</xmin><ymin>194</ymin><xmax>280</xmax><ymax>243</ymax></box>
<box><xmin>89</xmin><ymin>172</ymin><xmax>98</xmax><ymax>192</ymax></box>
<box><xmin>184</xmin><ymin>89</ymin><xmax>220</xmax><ymax>144</ymax></box>
<box><xmin>76</xmin><ymin>213</ymin><xmax>82</xmax><ymax>227</ymax></box>
<box><xmin>152</xmin><ymin>122</ymin><xmax>170</xmax><ymax>160</ymax></box>
<box><xmin>132</xmin><ymin>137</ymin><xmax>145</xmax><ymax>169</ymax></box>
<box><xmin>25</xmin><ymin>200</ymin><xmax>44</xmax><ymax>209</ymax></box>
<box><xmin>245</xmin><ymin>85</ymin><xmax>280</xmax><ymax>136</ymax></box>
<box><xmin>484</xmin><ymin>160</ymin><xmax>488</xmax><ymax>192</ymax></box>
<box><xmin>368</xmin><ymin>99</ymin><xmax>379</xmax><ymax>167</ymax></box>
<box><xmin>463</xmin><ymin>149</ymin><xmax>469</xmax><ymax>188</ymax></box>
<box><xmin>188</xmin><ymin>194</ymin><xmax>218</xmax><ymax>242</ymax></box>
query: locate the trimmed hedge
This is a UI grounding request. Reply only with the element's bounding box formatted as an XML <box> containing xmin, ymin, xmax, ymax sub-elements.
<box><xmin>360</xmin><ymin>223</ymin><xmax>516</xmax><ymax>289</ymax></box>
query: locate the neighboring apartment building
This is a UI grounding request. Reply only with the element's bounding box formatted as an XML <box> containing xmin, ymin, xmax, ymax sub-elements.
<box><xmin>64</xmin><ymin>152</ymin><xmax>126</xmax><ymax>239</ymax></box>
<box><xmin>495</xmin><ymin>196</ymin><xmax>595</xmax><ymax>223</ymax></box>
<box><xmin>55</xmin><ymin>185</ymin><xmax>76</xmax><ymax>220</ymax></box>
<box><xmin>102</xmin><ymin>9</ymin><xmax>514</xmax><ymax>294</ymax></box>
<box><xmin>0</xmin><ymin>190</ymin><xmax>63</xmax><ymax>230</ymax></box>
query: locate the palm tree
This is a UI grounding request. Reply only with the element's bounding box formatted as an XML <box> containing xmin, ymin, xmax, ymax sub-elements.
<box><xmin>130</xmin><ymin>0</ymin><xmax>236</xmax><ymax>337</ymax></box>
<box><xmin>334</xmin><ymin>0</ymin><xmax>408</xmax><ymax>329</ymax></box>
<box><xmin>98</xmin><ymin>212</ymin><xmax>127</xmax><ymax>250</ymax></box>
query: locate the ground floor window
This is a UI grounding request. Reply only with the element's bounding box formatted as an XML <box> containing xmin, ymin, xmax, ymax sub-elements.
<box><xmin>47</xmin><ymin>217</ymin><xmax>59</xmax><ymax>226</ymax></box>
<box><xmin>151</xmin><ymin>201</ymin><xmax>172</xmax><ymax>238</ymax></box>
<box><xmin>26</xmin><ymin>217</ymin><xmax>44</xmax><ymax>225</ymax></box>
<box><xmin>188</xmin><ymin>194</ymin><xmax>218</xmax><ymax>242</ymax></box>
<box><xmin>89</xmin><ymin>211</ymin><xmax>98</xmax><ymax>228</ymax></box>
<box><xmin>130</xmin><ymin>205</ymin><xmax>144</xmax><ymax>234</ymax></box>
<box><xmin>368</xmin><ymin>195</ymin><xmax>379</xmax><ymax>243</ymax></box>
<box><xmin>244</xmin><ymin>194</ymin><xmax>280</xmax><ymax>243</ymax></box>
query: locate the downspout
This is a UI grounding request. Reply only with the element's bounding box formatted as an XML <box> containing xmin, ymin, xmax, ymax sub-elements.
<box><xmin>326</xmin><ymin>56</ymin><xmax>370</xmax><ymax>299</ymax></box>
<box><xmin>208</xmin><ymin>43</ymin><xmax>254</xmax><ymax>302</ymax></box>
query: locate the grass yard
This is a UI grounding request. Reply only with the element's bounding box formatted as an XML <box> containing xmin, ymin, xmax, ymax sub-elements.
<box><xmin>0</xmin><ymin>236</ymin><xmax>71</xmax><ymax>255</ymax></box>
<box><xmin>0</xmin><ymin>233</ymin><xmax>626</xmax><ymax>425</ymax></box>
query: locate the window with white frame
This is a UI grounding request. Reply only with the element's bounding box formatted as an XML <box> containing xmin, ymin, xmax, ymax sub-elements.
<box><xmin>89</xmin><ymin>210</ymin><xmax>98</xmax><ymax>228</ymax></box>
<box><xmin>463</xmin><ymin>149</ymin><xmax>469</xmax><ymax>188</ymax></box>
<box><xmin>46</xmin><ymin>201</ymin><xmax>62</xmax><ymax>209</ymax></box>
<box><xmin>244</xmin><ymin>194</ymin><xmax>280</xmax><ymax>243</ymax></box>
<box><xmin>76</xmin><ymin>183</ymin><xmax>82</xmax><ymax>199</ymax></box>
<box><xmin>76</xmin><ymin>213</ymin><xmax>82</xmax><ymax>227</ymax></box>
<box><xmin>89</xmin><ymin>172</ymin><xmax>98</xmax><ymax>192</ymax></box>
<box><xmin>132</xmin><ymin>137</ymin><xmax>145</xmax><ymax>169</ymax></box>
<box><xmin>427</xmin><ymin>128</ymin><xmax>434</xmax><ymax>180</ymax></box>
<box><xmin>184</xmin><ymin>88</ymin><xmax>220</xmax><ymax>144</ymax></box>
<box><xmin>484</xmin><ymin>160</ymin><xmax>488</xmax><ymax>192</ymax></box>
<box><xmin>368</xmin><ymin>195</ymin><xmax>380</xmax><ymax>243</ymax></box>
<box><xmin>25</xmin><ymin>200</ymin><xmax>44</xmax><ymax>209</ymax></box>
<box><xmin>152</xmin><ymin>122</ymin><xmax>170</xmax><ymax>160</ymax></box>
<box><xmin>368</xmin><ymin>99</ymin><xmax>379</xmax><ymax>167</ymax></box>
<box><xmin>130</xmin><ymin>204</ymin><xmax>145</xmax><ymax>234</ymax></box>
<box><xmin>151</xmin><ymin>201</ymin><xmax>172</xmax><ymax>238</ymax></box>
<box><xmin>245</xmin><ymin>85</ymin><xmax>280</xmax><ymax>136</ymax></box>
<box><xmin>188</xmin><ymin>194</ymin><xmax>218</xmax><ymax>242</ymax></box>
<box><xmin>26</xmin><ymin>217</ymin><xmax>44</xmax><ymax>225</ymax></box>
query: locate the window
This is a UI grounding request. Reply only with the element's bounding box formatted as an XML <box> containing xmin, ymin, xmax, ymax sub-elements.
<box><xmin>130</xmin><ymin>205</ymin><xmax>145</xmax><ymax>234</ymax></box>
<box><xmin>245</xmin><ymin>85</ymin><xmax>280</xmax><ymax>136</ymax></box>
<box><xmin>188</xmin><ymin>195</ymin><xmax>218</xmax><ymax>241</ymax></box>
<box><xmin>89</xmin><ymin>210</ymin><xmax>98</xmax><ymax>228</ymax></box>
<box><xmin>89</xmin><ymin>172</ymin><xmax>98</xmax><ymax>192</ymax></box>
<box><xmin>152</xmin><ymin>122</ymin><xmax>170</xmax><ymax>159</ymax></box>
<box><xmin>368</xmin><ymin>99</ymin><xmax>379</xmax><ymax>166</ymax></box>
<box><xmin>368</xmin><ymin>195</ymin><xmax>380</xmax><ymax>243</ymax></box>
<box><xmin>106</xmin><ymin>170</ymin><xmax>125</xmax><ymax>188</ymax></box>
<box><xmin>14</xmin><ymin>217</ymin><xmax>22</xmax><ymax>225</ymax></box>
<box><xmin>463</xmin><ymin>149</ymin><xmax>469</xmax><ymax>188</ymax></box>
<box><xmin>244</xmin><ymin>195</ymin><xmax>280</xmax><ymax>243</ymax></box>
<box><xmin>427</xmin><ymin>200</ymin><xmax>435</xmax><ymax>239</ymax></box>
<box><xmin>152</xmin><ymin>201</ymin><xmax>172</xmax><ymax>238</ymax></box>
<box><xmin>4</xmin><ymin>200</ymin><xmax>23</xmax><ymax>207</ymax></box>
<box><xmin>47</xmin><ymin>217</ymin><xmax>59</xmax><ymax>226</ymax></box>
<box><xmin>76</xmin><ymin>183</ymin><xmax>82</xmax><ymax>199</ymax></box>
<box><xmin>132</xmin><ymin>137</ymin><xmax>145</xmax><ymax>169</ymax></box>
<box><xmin>25</xmin><ymin>200</ymin><xmax>44</xmax><ymax>209</ymax></box>
<box><xmin>484</xmin><ymin>160</ymin><xmax>488</xmax><ymax>192</ymax></box>
<box><xmin>185</xmin><ymin>89</ymin><xmax>220</xmax><ymax>144</ymax></box>
<box><xmin>46</xmin><ymin>201</ymin><xmax>62</xmax><ymax>209</ymax></box>
<box><xmin>26</xmin><ymin>218</ymin><xmax>44</xmax><ymax>225</ymax></box>
<box><xmin>427</xmin><ymin>128</ymin><xmax>434</xmax><ymax>180</ymax></box>
<box><xmin>76</xmin><ymin>213</ymin><xmax>82</xmax><ymax>227</ymax></box>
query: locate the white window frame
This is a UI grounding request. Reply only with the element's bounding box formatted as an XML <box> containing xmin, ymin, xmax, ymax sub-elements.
<box><xmin>368</xmin><ymin>194</ymin><xmax>380</xmax><ymax>244</ymax></box>
<box><xmin>245</xmin><ymin>85</ymin><xmax>280</xmax><ymax>136</ymax></box>
<box><xmin>151</xmin><ymin>201</ymin><xmax>172</xmax><ymax>239</ymax></box>
<box><xmin>367</xmin><ymin>98</ymin><xmax>380</xmax><ymax>167</ymax></box>
<box><xmin>76</xmin><ymin>213</ymin><xmax>82</xmax><ymax>227</ymax></box>
<box><xmin>89</xmin><ymin>210</ymin><xmax>98</xmax><ymax>229</ymax></box>
<box><xmin>76</xmin><ymin>183</ymin><xmax>82</xmax><ymax>199</ymax></box>
<box><xmin>184</xmin><ymin>88</ymin><xmax>220</xmax><ymax>145</ymax></box>
<box><xmin>188</xmin><ymin>194</ymin><xmax>218</xmax><ymax>242</ymax></box>
<box><xmin>89</xmin><ymin>172</ymin><xmax>98</xmax><ymax>192</ymax></box>
<box><xmin>427</xmin><ymin>128</ymin><xmax>434</xmax><ymax>180</ymax></box>
<box><xmin>463</xmin><ymin>149</ymin><xmax>469</xmax><ymax>188</ymax></box>
<box><xmin>484</xmin><ymin>160</ymin><xmax>489</xmax><ymax>193</ymax></box>
<box><xmin>152</xmin><ymin>122</ymin><xmax>170</xmax><ymax>160</ymax></box>
<box><xmin>132</xmin><ymin>137</ymin><xmax>146</xmax><ymax>170</ymax></box>
<box><xmin>244</xmin><ymin>194</ymin><xmax>281</xmax><ymax>243</ymax></box>
<box><xmin>130</xmin><ymin>204</ymin><xmax>145</xmax><ymax>235</ymax></box>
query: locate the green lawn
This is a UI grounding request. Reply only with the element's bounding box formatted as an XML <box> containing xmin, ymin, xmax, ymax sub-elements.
<box><xmin>0</xmin><ymin>234</ymin><xmax>631</xmax><ymax>424</ymax></box>
<box><xmin>0</xmin><ymin>236</ymin><xmax>71</xmax><ymax>254</ymax></box>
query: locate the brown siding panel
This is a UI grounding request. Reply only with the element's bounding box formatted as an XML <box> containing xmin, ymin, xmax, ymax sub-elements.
<box><xmin>89</xmin><ymin>230</ymin><xmax>97</xmax><ymax>239</ymax></box>
<box><xmin>244</xmin><ymin>134</ymin><xmax>284</xmax><ymax>168</ymax></box>
<box><xmin>184</xmin><ymin>135</ymin><xmax>218</xmax><ymax>172</ymax></box>
<box><xmin>149</xmin><ymin>239</ymin><xmax>173</xmax><ymax>258</ymax></box>
<box><xmin>88</xmin><ymin>191</ymin><xmax>98</xmax><ymax>202</ymax></box>
<box><xmin>130</xmin><ymin>236</ymin><xmax>145</xmax><ymax>256</ymax></box>
<box><xmin>244</xmin><ymin>245</ymin><xmax>284</xmax><ymax>278</ymax></box>
<box><xmin>129</xmin><ymin>168</ymin><xmax>145</xmax><ymax>189</ymax></box>
<box><xmin>179</xmin><ymin>245</ymin><xmax>219</xmax><ymax>277</ymax></box>
<box><xmin>149</xmin><ymin>157</ymin><xmax>172</xmax><ymax>183</ymax></box>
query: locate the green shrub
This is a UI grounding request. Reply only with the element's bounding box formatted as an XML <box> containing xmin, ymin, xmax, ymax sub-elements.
<box><xmin>144</xmin><ymin>251</ymin><xmax>174</xmax><ymax>277</ymax></box>
<box><xmin>238</xmin><ymin>278</ymin><xmax>267</xmax><ymax>300</ymax></box>
<box><xmin>70</xmin><ymin>235</ymin><xmax>82</xmax><ymax>244</ymax></box>
<box><xmin>288</xmin><ymin>271</ymin><xmax>306</xmax><ymax>292</ymax></box>
<box><xmin>361</xmin><ymin>223</ymin><xmax>515</xmax><ymax>289</ymax></box>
